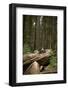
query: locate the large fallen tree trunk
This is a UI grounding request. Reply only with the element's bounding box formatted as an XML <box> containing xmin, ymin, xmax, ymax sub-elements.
<box><xmin>23</xmin><ymin>49</ymin><xmax>52</xmax><ymax>66</ymax></box>
<box><xmin>23</xmin><ymin>49</ymin><xmax>53</xmax><ymax>74</ymax></box>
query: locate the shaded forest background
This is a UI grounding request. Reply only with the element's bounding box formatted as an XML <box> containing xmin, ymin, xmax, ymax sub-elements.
<box><xmin>23</xmin><ymin>15</ymin><xmax>57</xmax><ymax>74</ymax></box>
<box><xmin>23</xmin><ymin>15</ymin><xmax>57</xmax><ymax>54</ymax></box>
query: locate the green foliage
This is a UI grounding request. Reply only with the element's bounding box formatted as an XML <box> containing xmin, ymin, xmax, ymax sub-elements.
<box><xmin>50</xmin><ymin>54</ymin><xmax>57</xmax><ymax>67</ymax></box>
<box><xmin>47</xmin><ymin>50</ymin><xmax>57</xmax><ymax>72</ymax></box>
<box><xmin>23</xmin><ymin>44</ymin><xmax>31</xmax><ymax>54</ymax></box>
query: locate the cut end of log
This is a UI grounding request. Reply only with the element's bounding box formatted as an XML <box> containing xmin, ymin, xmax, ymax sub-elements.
<box><xmin>24</xmin><ymin>61</ymin><xmax>40</xmax><ymax>75</ymax></box>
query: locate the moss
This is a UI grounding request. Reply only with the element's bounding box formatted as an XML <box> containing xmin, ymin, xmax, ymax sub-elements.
<box><xmin>23</xmin><ymin>44</ymin><xmax>31</xmax><ymax>54</ymax></box>
<box><xmin>46</xmin><ymin>50</ymin><xmax>57</xmax><ymax>72</ymax></box>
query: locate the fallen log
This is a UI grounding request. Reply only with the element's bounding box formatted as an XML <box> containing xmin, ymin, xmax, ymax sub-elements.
<box><xmin>24</xmin><ymin>61</ymin><xmax>40</xmax><ymax>74</ymax></box>
<box><xmin>23</xmin><ymin>49</ymin><xmax>52</xmax><ymax>73</ymax></box>
<box><xmin>23</xmin><ymin>49</ymin><xmax>52</xmax><ymax>66</ymax></box>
